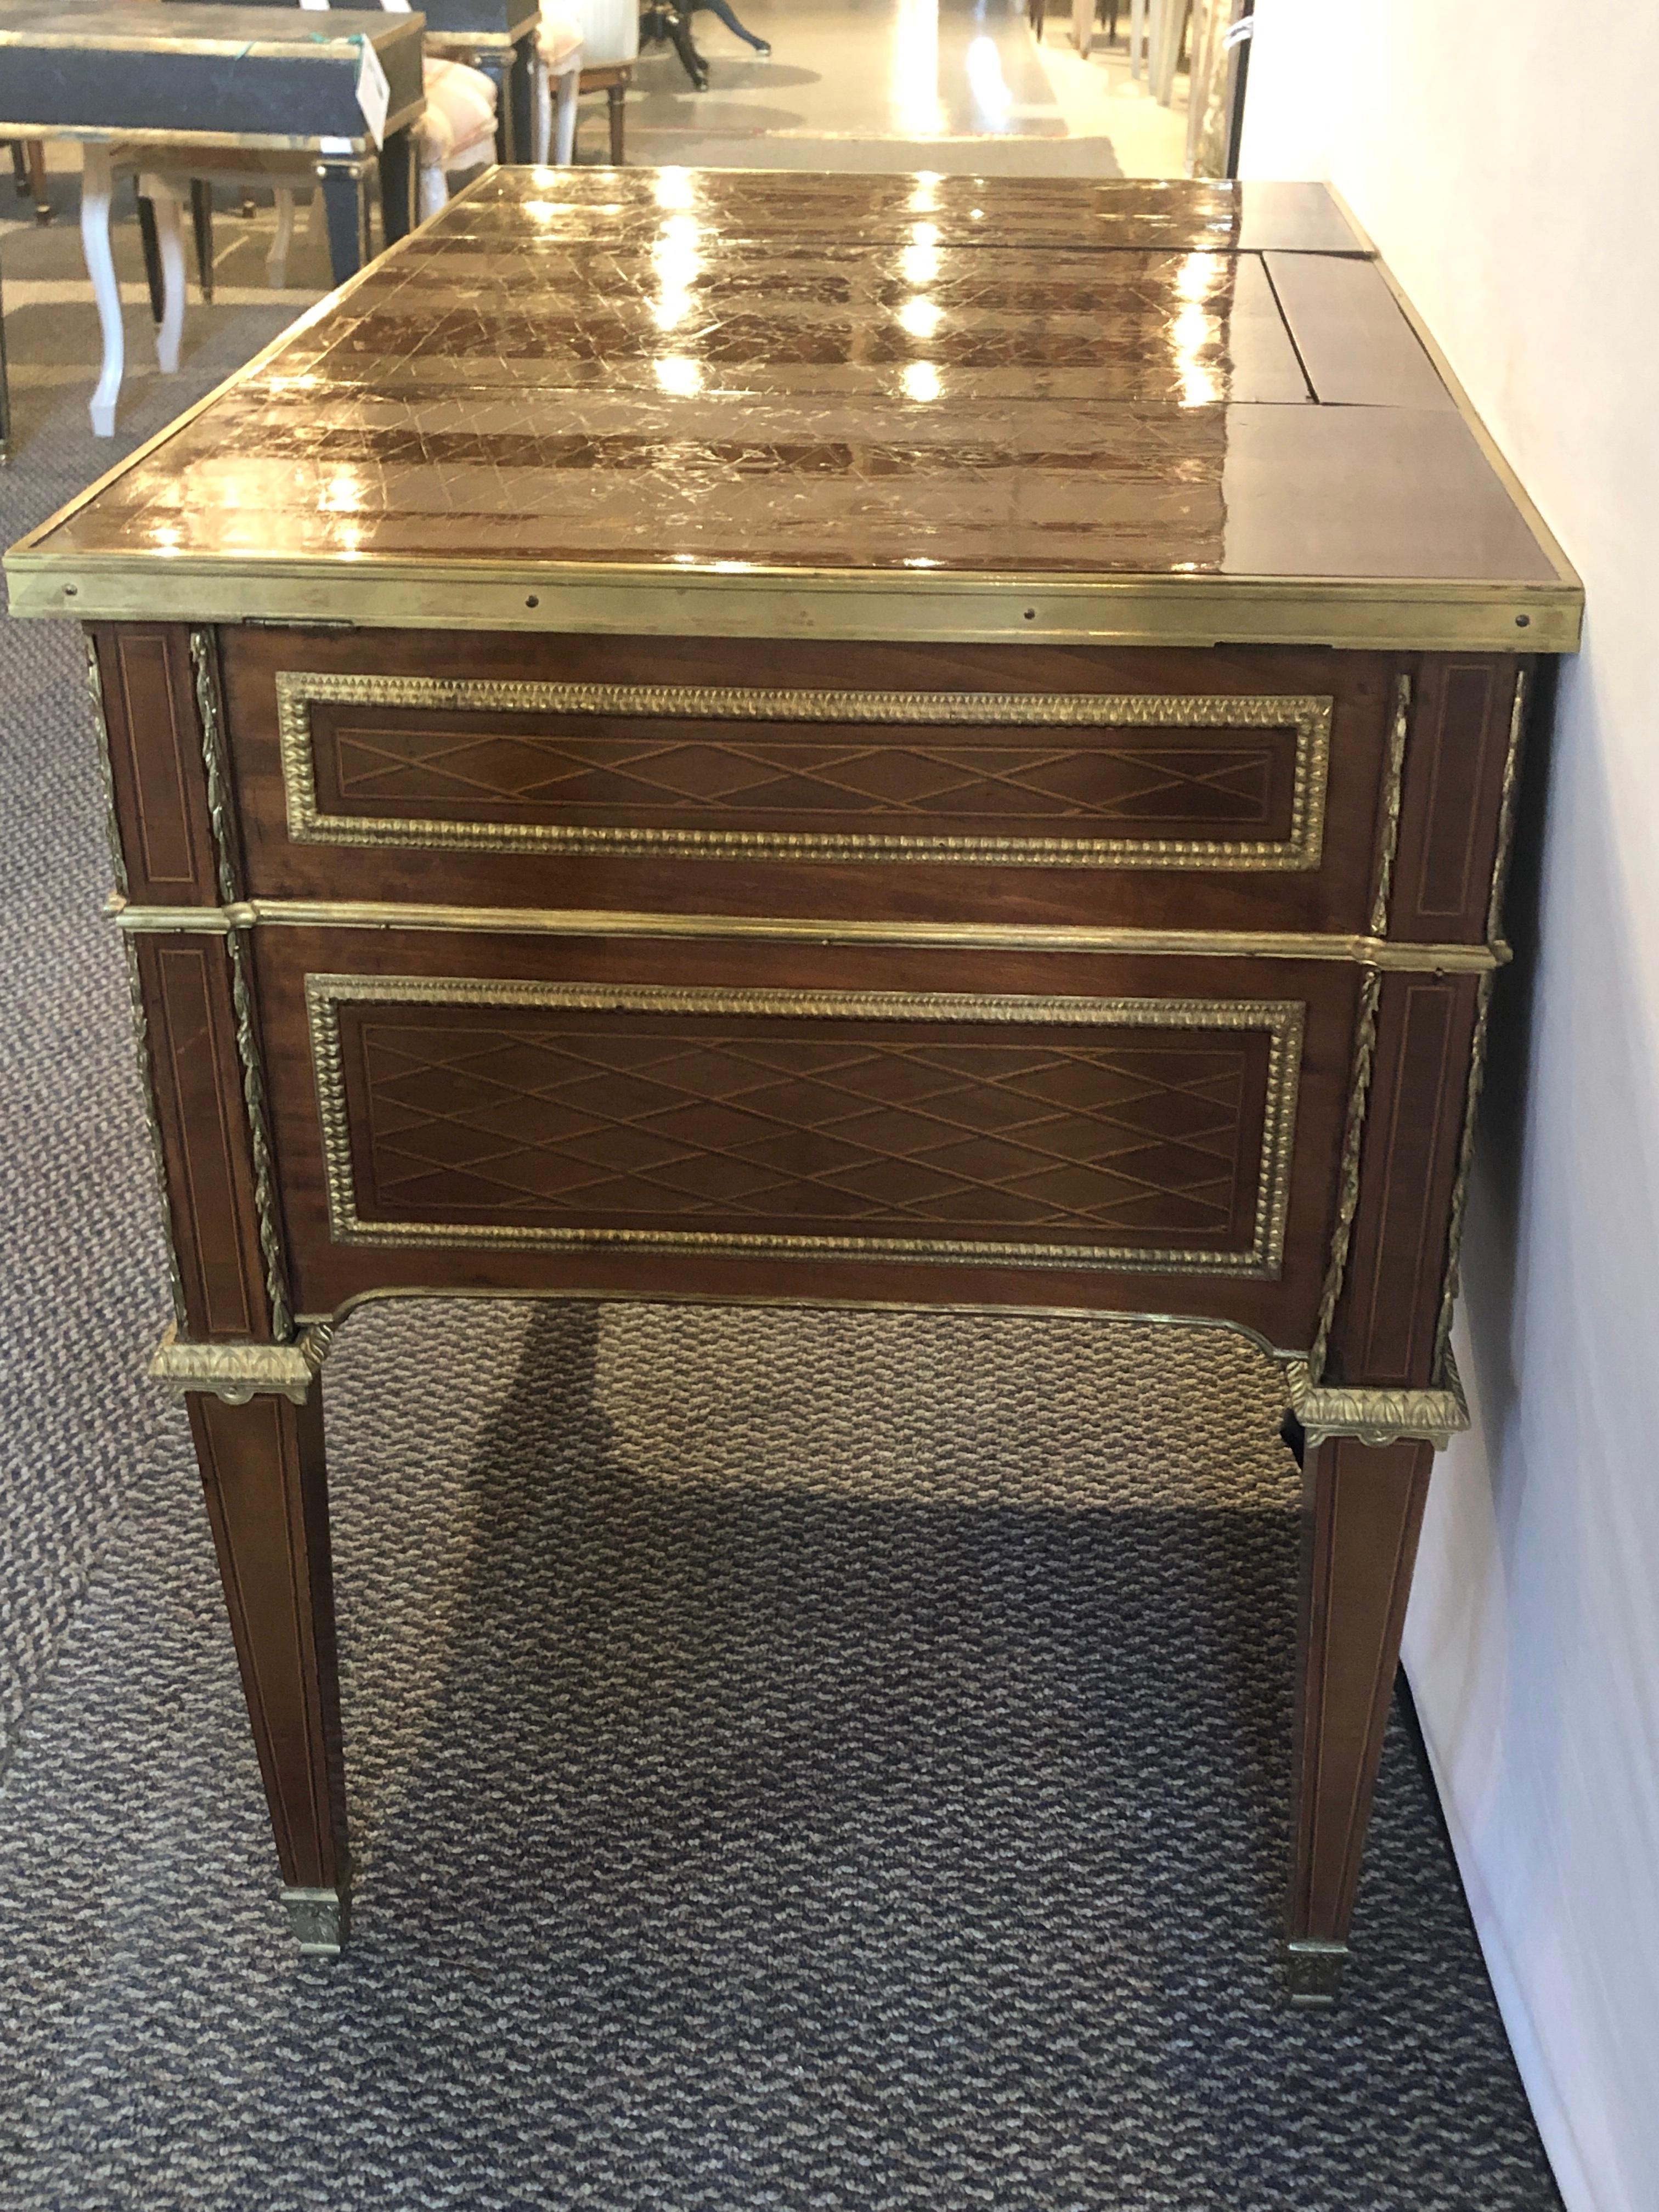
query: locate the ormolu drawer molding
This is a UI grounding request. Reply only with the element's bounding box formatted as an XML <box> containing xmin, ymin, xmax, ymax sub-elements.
<box><xmin>305</xmin><ymin>973</ymin><xmax>1309</xmax><ymax>1283</ymax></box>
<box><xmin>276</xmin><ymin>673</ymin><xmax>1333</xmax><ymax>870</ymax></box>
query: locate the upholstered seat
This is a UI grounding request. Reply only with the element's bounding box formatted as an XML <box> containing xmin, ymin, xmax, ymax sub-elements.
<box><xmin>414</xmin><ymin>55</ymin><xmax>500</xmax><ymax>218</ymax></box>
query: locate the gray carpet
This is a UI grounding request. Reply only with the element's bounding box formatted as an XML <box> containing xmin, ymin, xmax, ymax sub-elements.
<box><xmin>0</xmin><ymin>189</ymin><xmax>1562</xmax><ymax>2211</ymax></box>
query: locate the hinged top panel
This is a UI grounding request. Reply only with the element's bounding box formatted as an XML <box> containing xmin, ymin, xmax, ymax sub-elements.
<box><xmin>5</xmin><ymin>170</ymin><xmax>1581</xmax><ymax>650</ymax></box>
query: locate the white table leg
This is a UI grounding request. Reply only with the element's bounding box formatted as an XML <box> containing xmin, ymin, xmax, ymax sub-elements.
<box><xmin>80</xmin><ymin>142</ymin><xmax>123</xmax><ymax>437</ymax></box>
<box><xmin>1072</xmin><ymin>0</ymin><xmax>1093</xmax><ymax>57</ymax></box>
<box><xmin>138</xmin><ymin>173</ymin><xmax>186</xmax><ymax>375</ymax></box>
<box><xmin>553</xmin><ymin>58</ymin><xmax>581</xmax><ymax>164</ymax></box>
<box><xmin>268</xmin><ymin>187</ymin><xmax>296</xmax><ymax>289</ymax></box>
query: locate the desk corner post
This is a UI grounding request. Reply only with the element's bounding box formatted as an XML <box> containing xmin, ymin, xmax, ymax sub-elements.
<box><xmin>1284</xmin><ymin>1421</ymin><xmax>1436</xmax><ymax>2009</ymax></box>
<box><xmin>179</xmin><ymin>1350</ymin><xmax>353</xmax><ymax>1956</ymax></box>
<box><xmin>97</xmin><ymin>617</ymin><xmax>353</xmax><ymax>1953</ymax></box>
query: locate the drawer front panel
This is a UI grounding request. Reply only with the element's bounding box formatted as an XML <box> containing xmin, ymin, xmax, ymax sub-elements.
<box><xmin>279</xmin><ymin>673</ymin><xmax>1330</xmax><ymax>871</ymax></box>
<box><xmin>305</xmin><ymin>975</ymin><xmax>1301</xmax><ymax>1276</ymax></box>
<box><xmin>222</xmin><ymin>631</ymin><xmax>1403</xmax><ymax>935</ymax></box>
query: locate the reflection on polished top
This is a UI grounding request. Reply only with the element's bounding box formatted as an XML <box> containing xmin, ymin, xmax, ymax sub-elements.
<box><xmin>7</xmin><ymin>170</ymin><xmax>1581</xmax><ymax>646</ymax></box>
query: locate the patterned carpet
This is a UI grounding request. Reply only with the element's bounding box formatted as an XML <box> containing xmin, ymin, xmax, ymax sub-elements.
<box><xmin>0</xmin><ymin>194</ymin><xmax>1563</xmax><ymax>2210</ymax></box>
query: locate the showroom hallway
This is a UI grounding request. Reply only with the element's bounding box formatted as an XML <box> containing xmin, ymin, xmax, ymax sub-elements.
<box><xmin>623</xmin><ymin>0</ymin><xmax>1192</xmax><ymax>173</ymax></box>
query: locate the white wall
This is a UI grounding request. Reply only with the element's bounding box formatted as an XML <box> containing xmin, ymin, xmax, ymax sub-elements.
<box><xmin>1239</xmin><ymin>9</ymin><xmax>1659</xmax><ymax>2209</ymax></box>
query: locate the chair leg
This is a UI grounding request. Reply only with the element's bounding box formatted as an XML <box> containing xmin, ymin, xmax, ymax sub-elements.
<box><xmin>377</xmin><ymin>127</ymin><xmax>416</xmax><ymax>249</ymax></box>
<box><xmin>417</xmin><ymin>160</ymin><xmax>449</xmax><ymax>225</ymax></box>
<box><xmin>608</xmin><ymin>80</ymin><xmax>627</xmax><ymax>163</ymax></box>
<box><xmin>80</xmin><ymin>144</ymin><xmax>123</xmax><ymax>437</ymax></box>
<box><xmin>25</xmin><ymin>140</ymin><xmax>50</xmax><ymax>223</ymax></box>
<box><xmin>136</xmin><ymin>193</ymin><xmax>165</xmax><ymax>325</ymax></box>
<box><xmin>145</xmin><ymin>178</ymin><xmax>187</xmax><ymax>375</ymax></box>
<box><xmin>190</xmin><ymin>178</ymin><xmax>214</xmax><ymax>304</ymax></box>
<box><xmin>664</xmin><ymin>8</ymin><xmax>709</xmax><ymax>89</ymax></box>
<box><xmin>553</xmin><ymin>63</ymin><xmax>580</xmax><ymax>164</ymax></box>
<box><xmin>533</xmin><ymin>53</ymin><xmax>552</xmax><ymax>164</ymax></box>
<box><xmin>267</xmin><ymin>188</ymin><xmax>296</xmax><ymax>289</ymax></box>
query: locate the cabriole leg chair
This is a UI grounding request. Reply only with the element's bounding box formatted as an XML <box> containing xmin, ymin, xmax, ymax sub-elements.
<box><xmin>535</xmin><ymin>0</ymin><xmax>639</xmax><ymax>163</ymax></box>
<box><xmin>533</xmin><ymin>11</ymin><xmax>586</xmax><ymax>166</ymax></box>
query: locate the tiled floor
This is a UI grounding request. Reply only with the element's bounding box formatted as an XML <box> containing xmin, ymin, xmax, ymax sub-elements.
<box><xmin>621</xmin><ymin>0</ymin><xmax>1190</xmax><ymax>175</ymax></box>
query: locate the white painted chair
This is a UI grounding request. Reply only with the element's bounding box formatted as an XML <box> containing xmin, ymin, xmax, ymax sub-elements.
<box><xmin>535</xmin><ymin>0</ymin><xmax>638</xmax><ymax>165</ymax></box>
<box><xmin>413</xmin><ymin>55</ymin><xmax>501</xmax><ymax>218</ymax></box>
<box><xmin>263</xmin><ymin>54</ymin><xmax>497</xmax><ymax>283</ymax></box>
<box><xmin>76</xmin><ymin>147</ymin><xmax>187</xmax><ymax>437</ymax></box>
<box><xmin>533</xmin><ymin>12</ymin><xmax>586</xmax><ymax>167</ymax></box>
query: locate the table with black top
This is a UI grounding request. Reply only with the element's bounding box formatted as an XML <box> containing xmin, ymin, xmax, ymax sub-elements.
<box><xmin>0</xmin><ymin>0</ymin><xmax>425</xmax><ymax>430</ymax></box>
<box><xmin>4</xmin><ymin>170</ymin><xmax>1582</xmax><ymax>2004</ymax></box>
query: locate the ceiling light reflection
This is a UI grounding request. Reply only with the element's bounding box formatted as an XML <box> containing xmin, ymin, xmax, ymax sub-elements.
<box><xmin>901</xmin><ymin>360</ymin><xmax>942</xmax><ymax>402</ymax></box>
<box><xmin>655</xmin><ymin>356</ymin><xmax>704</xmax><ymax>397</ymax></box>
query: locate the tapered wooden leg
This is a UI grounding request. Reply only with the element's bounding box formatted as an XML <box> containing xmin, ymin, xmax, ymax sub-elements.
<box><xmin>511</xmin><ymin>35</ymin><xmax>538</xmax><ymax>167</ymax></box>
<box><xmin>189</xmin><ymin>178</ymin><xmax>215</xmax><ymax>304</ymax></box>
<box><xmin>377</xmin><ymin>126</ymin><xmax>415</xmax><ymax>250</ymax></box>
<box><xmin>315</xmin><ymin>159</ymin><xmax>370</xmax><ymax>286</ymax></box>
<box><xmin>135</xmin><ymin>193</ymin><xmax>165</xmax><ymax>324</ymax></box>
<box><xmin>1287</xmin><ymin>1428</ymin><xmax>1434</xmax><ymax>2006</ymax></box>
<box><xmin>186</xmin><ymin>1379</ymin><xmax>351</xmax><ymax>1954</ymax></box>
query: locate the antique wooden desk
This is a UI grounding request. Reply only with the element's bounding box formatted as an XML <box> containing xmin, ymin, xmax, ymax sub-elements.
<box><xmin>5</xmin><ymin>170</ymin><xmax>1581</xmax><ymax>2004</ymax></box>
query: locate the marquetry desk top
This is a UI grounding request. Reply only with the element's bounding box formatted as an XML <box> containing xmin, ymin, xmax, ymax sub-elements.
<box><xmin>7</xmin><ymin>169</ymin><xmax>1579</xmax><ymax>651</ymax></box>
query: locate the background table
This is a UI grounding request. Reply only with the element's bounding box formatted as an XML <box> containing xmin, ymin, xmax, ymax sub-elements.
<box><xmin>5</xmin><ymin>170</ymin><xmax>1582</xmax><ymax>2005</ymax></box>
<box><xmin>0</xmin><ymin>0</ymin><xmax>424</xmax><ymax>430</ymax></box>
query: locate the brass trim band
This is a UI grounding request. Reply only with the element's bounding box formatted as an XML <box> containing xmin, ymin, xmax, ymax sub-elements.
<box><xmin>276</xmin><ymin>673</ymin><xmax>1333</xmax><ymax>871</ymax></box>
<box><xmin>3</xmin><ymin>558</ymin><xmax>1582</xmax><ymax>653</ymax></box>
<box><xmin>304</xmin><ymin>974</ymin><xmax>1305</xmax><ymax>1279</ymax></box>
<box><xmin>1284</xmin><ymin>1351</ymin><xmax>1469</xmax><ymax>1449</ymax></box>
<box><xmin>150</xmin><ymin>1322</ymin><xmax>335</xmax><ymax>1405</ymax></box>
<box><xmin>106</xmin><ymin>894</ymin><xmax>1509</xmax><ymax>974</ymax></box>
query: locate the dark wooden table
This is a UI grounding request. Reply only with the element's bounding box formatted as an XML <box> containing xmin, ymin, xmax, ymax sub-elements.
<box><xmin>0</xmin><ymin>0</ymin><xmax>426</xmax><ymax>430</ymax></box>
<box><xmin>5</xmin><ymin>170</ymin><xmax>1582</xmax><ymax>2005</ymax></box>
<box><xmin>163</xmin><ymin>0</ymin><xmax>541</xmax><ymax>170</ymax></box>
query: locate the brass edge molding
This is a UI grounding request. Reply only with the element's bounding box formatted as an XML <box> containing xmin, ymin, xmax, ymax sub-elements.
<box><xmin>149</xmin><ymin>1322</ymin><xmax>335</xmax><ymax>1405</ymax></box>
<box><xmin>1433</xmin><ymin>967</ymin><xmax>1493</xmax><ymax>1377</ymax></box>
<box><xmin>4</xmin><ymin>557</ymin><xmax>1582</xmax><ymax>653</ymax></box>
<box><xmin>191</xmin><ymin>629</ymin><xmax>295</xmax><ymax>1342</ymax></box>
<box><xmin>1307</xmin><ymin>964</ymin><xmax>1381</xmax><ymax>1384</ymax></box>
<box><xmin>275</xmin><ymin>674</ymin><xmax>1332</xmax><ymax>872</ymax></box>
<box><xmin>105</xmin><ymin>895</ymin><xmax>1509</xmax><ymax>974</ymax></box>
<box><xmin>83</xmin><ymin>635</ymin><xmax>128</xmax><ymax>898</ymax></box>
<box><xmin>1486</xmin><ymin>665</ymin><xmax>1529</xmax><ymax>943</ymax></box>
<box><xmin>304</xmin><ymin>974</ymin><xmax>1305</xmax><ymax>1279</ymax></box>
<box><xmin>1283</xmin><ymin>1349</ymin><xmax>1469</xmax><ymax>1449</ymax></box>
<box><xmin>1368</xmin><ymin>673</ymin><xmax>1411</xmax><ymax>937</ymax></box>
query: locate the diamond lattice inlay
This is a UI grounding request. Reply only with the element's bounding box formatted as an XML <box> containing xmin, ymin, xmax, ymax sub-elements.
<box><xmin>308</xmin><ymin>980</ymin><xmax>1303</xmax><ymax>1274</ymax></box>
<box><xmin>326</xmin><ymin>720</ymin><xmax>1284</xmax><ymax>834</ymax></box>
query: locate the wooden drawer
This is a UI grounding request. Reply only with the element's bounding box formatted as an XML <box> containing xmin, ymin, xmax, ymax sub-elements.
<box><xmin>217</xmin><ymin>627</ymin><xmax>1414</xmax><ymax>937</ymax></box>
<box><xmin>249</xmin><ymin>925</ymin><xmax>1362</xmax><ymax>1343</ymax></box>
